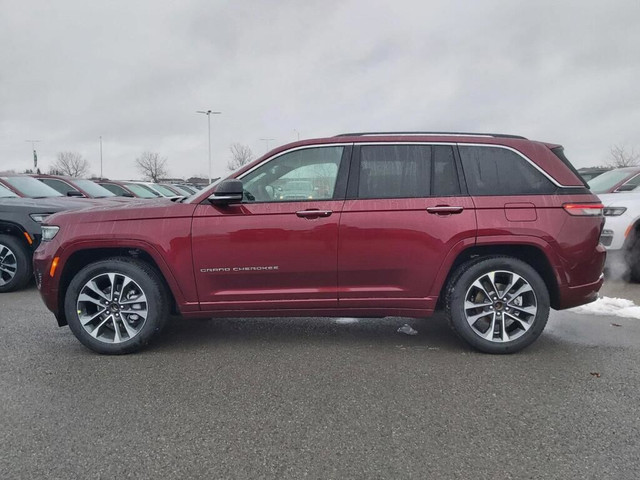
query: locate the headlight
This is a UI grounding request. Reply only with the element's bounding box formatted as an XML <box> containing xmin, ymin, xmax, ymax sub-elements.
<box><xmin>30</xmin><ymin>213</ymin><xmax>51</xmax><ymax>223</ymax></box>
<box><xmin>603</xmin><ymin>207</ymin><xmax>627</xmax><ymax>216</ymax></box>
<box><xmin>40</xmin><ymin>226</ymin><xmax>60</xmax><ymax>241</ymax></box>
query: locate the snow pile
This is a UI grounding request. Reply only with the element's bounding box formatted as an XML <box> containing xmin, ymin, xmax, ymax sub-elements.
<box><xmin>397</xmin><ymin>324</ymin><xmax>418</xmax><ymax>335</ymax></box>
<box><xmin>569</xmin><ymin>296</ymin><xmax>640</xmax><ymax>319</ymax></box>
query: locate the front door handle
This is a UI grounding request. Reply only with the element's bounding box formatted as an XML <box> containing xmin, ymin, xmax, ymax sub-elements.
<box><xmin>426</xmin><ymin>205</ymin><xmax>464</xmax><ymax>215</ymax></box>
<box><xmin>296</xmin><ymin>209</ymin><xmax>333</xmax><ymax>219</ymax></box>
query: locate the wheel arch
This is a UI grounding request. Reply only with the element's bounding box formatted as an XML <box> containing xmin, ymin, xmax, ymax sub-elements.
<box><xmin>56</xmin><ymin>246</ymin><xmax>180</xmax><ymax>327</ymax></box>
<box><xmin>0</xmin><ymin>221</ymin><xmax>33</xmax><ymax>250</ymax></box>
<box><xmin>436</xmin><ymin>243</ymin><xmax>560</xmax><ymax>310</ymax></box>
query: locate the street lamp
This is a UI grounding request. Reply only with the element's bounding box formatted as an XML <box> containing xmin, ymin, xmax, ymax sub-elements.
<box><xmin>99</xmin><ymin>136</ymin><xmax>103</xmax><ymax>179</ymax></box>
<box><xmin>196</xmin><ymin>110</ymin><xmax>222</xmax><ymax>184</ymax></box>
<box><xmin>25</xmin><ymin>139</ymin><xmax>41</xmax><ymax>171</ymax></box>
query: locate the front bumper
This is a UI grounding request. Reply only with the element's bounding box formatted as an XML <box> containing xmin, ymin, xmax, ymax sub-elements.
<box><xmin>32</xmin><ymin>240</ymin><xmax>65</xmax><ymax>325</ymax></box>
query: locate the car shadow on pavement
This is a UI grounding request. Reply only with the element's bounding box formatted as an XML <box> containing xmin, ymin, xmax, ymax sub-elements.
<box><xmin>151</xmin><ymin>313</ymin><xmax>469</xmax><ymax>353</ymax></box>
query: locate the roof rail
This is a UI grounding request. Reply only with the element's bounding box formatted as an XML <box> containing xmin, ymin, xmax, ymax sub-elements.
<box><xmin>334</xmin><ymin>131</ymin><xmax>527</xmax><ymax>139</ymax></box>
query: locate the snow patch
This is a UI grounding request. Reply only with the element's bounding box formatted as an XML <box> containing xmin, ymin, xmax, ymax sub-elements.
<box><xmin>397</xmin><ymin>324</ymin><xmax>418</xmax><ymax>336</ymax></box>
<box><xmin>335</xmin><ymin>318</ymin><xmax>359</xmax><ymax>325</ymax></box>
<box><xmin>568</xmin><ymin>296</ymin><xmax>640</xmax><ymax>319</ymax></box>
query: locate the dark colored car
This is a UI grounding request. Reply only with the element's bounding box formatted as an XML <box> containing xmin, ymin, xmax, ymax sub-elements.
<box><xmin>97</xmin><ymin>180</ymin><xmax>162</xmax><ymax>199</ymax></box>
<box><xmin>34</xmin><ymin>132</ymin><xmax>605</xmax><ymax>355</ymax></box>
<box><xmin>577</xmin><ymin>167</ymin><xmax>610</xmax><ymax>182</ymax></box>
<box><xmin>0</xmin><ymin>196</ymin><xmax>90</xmax><ymax>292</ymax></box>
<box><xmin>31</xmin><ymin>174</ymin><xmax>120</xmax><ymax>199</ymax></box>
<box><xmin>588</xmin><ymin>166</ymin><xmax>640</xmax><ymax>193</ymax></box>
<box><xmin>0</xmin><ymin>174</ymin><xmax>67</xmax><ymax>199</ymax></box>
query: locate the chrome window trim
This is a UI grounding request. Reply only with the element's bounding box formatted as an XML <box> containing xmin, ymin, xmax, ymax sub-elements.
<box><xmin>236</xmin><ymin>141</ymin><xmax>572</xmax><ymax>189</ymax></box>
<box><xmin>237</xmin><ymin>143</ymin><xmax>352</xmax><ymax>180</ymax></box>
<box><xmin>457</xmin><ymin>143</ymin><xmax>571</xmax><ymax>188</ymax></box>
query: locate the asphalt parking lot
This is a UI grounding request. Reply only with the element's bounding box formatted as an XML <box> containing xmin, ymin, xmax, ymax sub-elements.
<box><xmin>1</xmin><ymin>282</ymin><xmax>639</xmax><ymax>479</ymax></box>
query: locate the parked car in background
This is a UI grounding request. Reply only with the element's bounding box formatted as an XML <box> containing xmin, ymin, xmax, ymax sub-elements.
<box><xmin>588</xmin><ymin>166</ymin><xmax>640</xmax><ymax>193</ymax></box>
<box><xmin>598</xmin><ymin>191</ymin><xmax>640</xmax><ymax>280</ymax></box>
<box><xmin>31</xmin><ymin>174</ymin><xmax>119</xmax><ymax>199</ymax></box>
<box><xmin>97</xmin><ymin>180</ymin><xmax>162</xmax><ymax>199</ymax></box>
<box><xmin>130</xmin><ymin>181</ymin><xmax>182</xmax><ymax>199</ymax></box>
<box><xmin>1</xmin><ymin>174</ymin><xmax>66</xmax><ymax>199</ymax></box>
<box><xmin>165</xmin><ymin>184</ymin><xmax>196</xmax><ymax>195</ymax></box>
<box><xmin>34</xmin><ymin>132</ymin><xmax>605</xmax><ymax>355</ymax></box>
<box><xmin>0</xmin><ymin>196</ymin><xmax>90</xmax><ymax>292</ymax></box>
<box><xmin>578</xmin><ymin>167</ymin><xmax>610</xmax><ymax>182</ymax></box>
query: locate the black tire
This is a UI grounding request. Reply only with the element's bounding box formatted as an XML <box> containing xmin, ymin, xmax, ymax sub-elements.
<box><xmin>64</xmin><ymin>257</ymin><xmax>169</xmax><ymax>354</ymax></box>
<box><xmin>445</xmin><ymin>256</ymin><xmax>550</xmax><ymax>354</ymax></box>
<box><xmin>0</xmin><ymin>234</ymin><xmax>32</xmax><ymax>293</ymax></box>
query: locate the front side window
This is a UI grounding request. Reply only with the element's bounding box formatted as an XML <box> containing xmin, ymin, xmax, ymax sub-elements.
<box><xmin>459</xmin><ymin>146</ymin><xmax>556</xmax><ymax>196</ymax></box>
<box><xmin>241</xmin><ymin>147</ymin><xmax>344</xmax><ymax>202</ymax></box>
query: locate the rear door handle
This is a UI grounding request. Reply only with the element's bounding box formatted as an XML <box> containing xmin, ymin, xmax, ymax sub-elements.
<box><xmin>426</xmin><ymin>206</ymin><xmax>464</xmax><ymax>215</ymax></box>
<box><xmin>296</xmin><ymin>209</ymin><xmax>333</xmax><ymax>219</ymax></box>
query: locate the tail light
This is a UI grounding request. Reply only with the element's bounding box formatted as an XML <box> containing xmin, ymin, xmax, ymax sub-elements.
<box><xmin>563</xmin><ymin>203</ymin><xmax>604</xmax><ymax>216</ymax></box>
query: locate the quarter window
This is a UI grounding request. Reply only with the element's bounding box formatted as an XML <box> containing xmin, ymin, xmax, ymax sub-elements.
<box><xmin>459</xmin><ymin>146</ymin><xmax>556</xmax><ymax>196</ymax></box>
<box><xmin>241</xmin><ymin>147</ymin><xmax>344</xmax><ymax>202</ymax></box>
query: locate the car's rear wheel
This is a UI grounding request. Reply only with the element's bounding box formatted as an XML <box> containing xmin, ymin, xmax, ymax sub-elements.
<box><xmin>0</xmin><ymin>234</ymin><xmax>32</xmax><ymax>293</ymax></box>
<box><xmin>445</xmin><ymin>256</ymin><xmax>550</xmax><ymax>354</ymax></box>
<box><xmin>64</xmin><ymin>258</ymin><xmax>169</xmax><ymax>354</ymax></box>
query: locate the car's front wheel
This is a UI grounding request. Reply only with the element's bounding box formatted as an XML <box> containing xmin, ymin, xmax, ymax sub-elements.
<box><xmin>64</xmin><ymin>258</ymin><xmax>169</xmax><ymax>354</ymax></box>
<box><xmin>445</xmin><ymin>256</ymin><xmax>550</xmax><ymax>354</ymax></box>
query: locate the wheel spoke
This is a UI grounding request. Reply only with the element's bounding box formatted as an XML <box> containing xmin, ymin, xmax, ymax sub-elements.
<box><xmin>112</xmin><ymin>317</ymin><xmax>122</xmax><ymax>343</ymax></box>
<box><xmin>508</xmin><ymin>304</ymin><xmax>537</xmax><ymax>317</ymax></box>
<box><xmin>471</xmin><ymin>279</ymin><xmax>492</xmax><ymax>300</ymax></box>
<box><xmin>506</xmin><ymin>283</ymin><xmax>532</xmax><ymax>303</ymax></box>
<box><xmin>86</xmin><ymin>280</ymin><xmax>110</xmax><ymax>301</ymax></box>
<box><xmin>466</xmin><ymin>310</ymin><xmax>492</xmax><ymax>326</ymax></box>
<box><xmin>505</xmin><ymin>312</ymin><xmax>531</xmax><ymax>332</ymax></box>
<box><xmin>485</xmin><ymin>272</ymin><xmax>500</xmax><ymax>298</ymax></box>
<box><xmin>502</xmin><ymin>273</ymin><xmax>522</xmax><ymax>299</ymax></box>
<box><xmin>79</xmin><ymin>308</ymin><xmax>107</xmax><ymax>326</ymax></box>
<box><xmin>89</xmin><ymin>315</ymin><xmax>112</xmax><ymax>339</ymax></box>
<box><xmin>482</xmin><ymin>313</ymin><xmax>497</xmax><ymax>340</ymax></box>
<box><xmin>500</xmin><ymin>316</ymin><xmax>510</xmax><ymax>342</ymax></box>
<box><xmin>78</xmin><ymin>293</ymin><xmax>104</xmax><ymax>307</ymax></box>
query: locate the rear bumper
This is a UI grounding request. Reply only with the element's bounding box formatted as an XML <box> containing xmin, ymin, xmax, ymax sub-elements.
<box><xmin>555</xmin><ymin>273</ymin><xmax>604</xmax><ymax>310</ymax></box>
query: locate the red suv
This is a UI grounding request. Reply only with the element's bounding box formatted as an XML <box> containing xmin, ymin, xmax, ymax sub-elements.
<box><xmin>33</xmin><ymin>132</ymin><xmax>605</xmax><ymax>354</ymax></box>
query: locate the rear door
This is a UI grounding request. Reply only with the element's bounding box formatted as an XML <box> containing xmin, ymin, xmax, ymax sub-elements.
<box><xmin>337</xmin><ymin>143</ymin><xmax>476</xmax><ymax>311</ymax></box>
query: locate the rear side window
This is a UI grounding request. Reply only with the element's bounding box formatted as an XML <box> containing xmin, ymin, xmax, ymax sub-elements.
<box><xmin>357</xmin><ymin>145</ymin><xmax>460</xmax><ymax>199</ymax></box>
<box><xmin>459</xmin><ymin>146</ymin><xmax>555</xmax><ymax>196</ymax></box>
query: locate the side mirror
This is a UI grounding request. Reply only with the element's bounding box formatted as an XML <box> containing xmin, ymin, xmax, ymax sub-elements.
<box><xmin>122</xmin><ymin>192</ymin><xmax>135</xmax><ymax>197</ymax></box>
<box><xmin>66</xmin><ymin>190</ymin><xmax>84</xmax><ymax>197</ymax></box>
<box><xmin>208</xmin><ymin>179</ymin><xmax>243</xmax><ymax>205</ymax></box>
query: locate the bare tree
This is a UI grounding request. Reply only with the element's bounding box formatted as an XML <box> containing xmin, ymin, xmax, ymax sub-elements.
<box><xmin>607</xmin><ymin>145</ymin><xmax>639</xmax><ymax>168</ymax></box>
<box><xmin>52</xmin><ymin>151</ymin><xmax>90</xmax><ymax>177</ymax></box>
<box><xmin>136</xmin><ymin>151</ymin><xmax>168</xmax><ymax>182</ymax></box>
<box><xmin>227</xmin><ymin>143</ymin><xmax>254</xmax><ymax>171</ymax></box>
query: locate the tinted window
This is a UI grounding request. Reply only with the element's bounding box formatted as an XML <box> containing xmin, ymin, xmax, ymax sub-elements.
<box><xmin>40</xmin><ymin>178</ymin><xmax>79</xmax><ymax>195</ymax></box>
<box><xmin>73</xmin><ymin>179</ymin><xmax>115</xmax><ymax>197</ymax></box>
<box><xmin>241</xmin><ymin>147</ymin><xmax>344</xmax><ymax>202</ymax></box>
<box><xmin>101</xmin><ymin>183</ymin><xmax>128</xmax><ymax>196</ymax></box>
<box><xmin>357</xmin><ymin>145</ymin><xmax>459</xmax><ymax>199</ymax></box>
<box><xmin>459</xmin><ymin>146</ymin><xmax>555</xmax><ymax>195</ymax></box>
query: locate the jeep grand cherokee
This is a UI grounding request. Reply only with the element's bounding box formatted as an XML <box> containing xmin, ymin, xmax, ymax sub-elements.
<box><xmin>33</xmin><ymin>132</ymin><xmax>606</xmax><ymax>354</ymax></box>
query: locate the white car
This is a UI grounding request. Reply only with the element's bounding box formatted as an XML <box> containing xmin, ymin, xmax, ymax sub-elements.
<box><xmin>599</xmin><ymin>191</ymin><xmax>640</xmax><ymax>279</ymax></box>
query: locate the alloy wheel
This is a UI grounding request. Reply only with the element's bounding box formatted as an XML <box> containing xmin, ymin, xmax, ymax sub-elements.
<box><xmin>463</xmin><ymin>270</ymin><xmax>538</xmax><ymax>343</ymax></box>
<box><xmin>0</xmin><ymin>244</ymin><xmax>17</xmax><ymax>287</ymax></box>
<box><xmin>76</xmin><ymin>272</ymin><xmax>149</xmax><ymax>344</ymax></box>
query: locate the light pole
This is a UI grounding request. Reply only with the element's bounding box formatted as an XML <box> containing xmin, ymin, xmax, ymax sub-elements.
<box><xmin>196</xmin><ymin>110</ymin><xmax>222</xmax><ymax>184</ymax></box>
<box><xmin>25</xmin><ymin>140</ymin><xmax>41</xmax><ymax>171</ymax></box>
<box><xmin>260</xmin><ymin>138</ymin><xmax>275</xmax><ymax>152</ymax></box>
<box><xmin>99</xmin><ymin>136</ymin><xmax>103</xmax><ymax>179</ymax></box>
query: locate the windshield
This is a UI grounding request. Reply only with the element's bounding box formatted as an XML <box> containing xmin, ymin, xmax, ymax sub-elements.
<box><xmin>588</xmin><ymin>169</ymin><xmax>637</xmax><ymax>193</ymax></box>
<box><xmin>124</xmin><ymin>183</ymin><xmax>161</xmax><ymax>198</ymax></box>
<box><xmin>0</xmin><ymin>183</ymin><xmax>18</xmax><ymax>197</ymax></box>
<box><xmin>1</xmin><ymin>176</ymin><xmax>64</xmax><ymax>198</ymax></box>
<box><xmin>151</xmin><ymin>184</ymin><xmax>178</xmax><ymax>197</ymax></box>
<box><xmin>73</xmin><ymin>179</ymin><xmax>115</xmax><ymax>197</ymax></box>
<box><xmin>169</xmin><ymin>184</ymin><xmax>193</xmax><ymax>195</ymax></box>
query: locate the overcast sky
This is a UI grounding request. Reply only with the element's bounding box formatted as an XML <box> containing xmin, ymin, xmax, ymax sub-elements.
<box><xmin>1</xmin><ymin>0</ymin><xmax>639</xmax><ymax>180</ymax></box>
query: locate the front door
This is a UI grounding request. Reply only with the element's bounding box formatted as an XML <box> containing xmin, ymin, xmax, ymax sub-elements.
<box><xmin>192</xmin><ymin>145</ymin><xmax>350</xmax><ymax>311</ymax></box>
